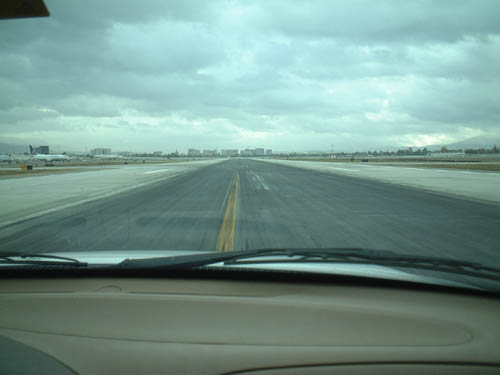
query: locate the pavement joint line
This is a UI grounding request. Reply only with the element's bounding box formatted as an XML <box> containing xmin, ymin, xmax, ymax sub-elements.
<box><xmin>374</xmin><ymin>165</ymin><xmax>500</xmax><ymax>175</ymax></box>
<box><xmin>328</xmin><ymin>167</ymin><xmax>361</xmax><ymax>172</ymax></box>
<box><xmin>0</xmin><ymin>171</ymin><xmax>188</xmax><ymax>230</ymax></box>
<box><xmin>216</xmin><ymin>174</ymin><xmax>239</xmax><ymax>252</ymax></box>
<box><xmin>218</xmin><ymin>174</ymin><xmax>234</xmax><ymax>216</ymax></box>
<box><xmin>261</xmin><ymin>158</ymin><xmax>500</xmax><ymax>204</ymax></box>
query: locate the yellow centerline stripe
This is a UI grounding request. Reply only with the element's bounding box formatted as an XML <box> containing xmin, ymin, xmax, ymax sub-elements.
<box><xmin>216</xmin><ymin>175</ymin><xmax>239</xmax><ymax>252</ymax></box>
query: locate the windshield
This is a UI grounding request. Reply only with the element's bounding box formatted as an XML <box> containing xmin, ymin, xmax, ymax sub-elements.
<box><xmin>1</xmin><ymin>1</ymin><xmax>500</xmax><ymax>291</ymax></box>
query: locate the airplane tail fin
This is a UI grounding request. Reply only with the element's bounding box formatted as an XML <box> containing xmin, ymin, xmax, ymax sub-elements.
<box><xmin>29</xmin><ymin>145</ymin><xmax>37</xmax><ymax>155</ymax></box>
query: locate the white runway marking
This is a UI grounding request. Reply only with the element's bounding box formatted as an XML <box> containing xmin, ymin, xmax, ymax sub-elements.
<box><xmin>144</xmin><ymin>169</ymin><xmax>170</xmax><ymax>174</ymax></box>
<box><xmin>248</xmin><ymin>171</ymin><xmax>270</xmax><ymax>190</ymax></box>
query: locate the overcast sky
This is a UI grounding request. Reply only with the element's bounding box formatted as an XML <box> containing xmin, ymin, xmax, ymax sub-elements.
<box><xmin>1</xmin><ymin>0</ymin><xmax>500</xmax><ymax>153</ymax></box>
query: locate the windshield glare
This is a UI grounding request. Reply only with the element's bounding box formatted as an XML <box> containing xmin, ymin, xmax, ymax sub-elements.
<box><xmin>1</xmin><ymin>0</ymin><xmax>500</xmax><ymax>292</ymax></box>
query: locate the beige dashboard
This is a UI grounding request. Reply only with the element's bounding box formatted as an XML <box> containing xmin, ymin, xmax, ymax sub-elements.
<box><xmin>0</xmin><ymin>278</ymin><xmax>499</xmax><ymax>374</ymax></box>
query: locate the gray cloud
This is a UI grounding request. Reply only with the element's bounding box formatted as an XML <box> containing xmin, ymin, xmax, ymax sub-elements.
<box><xmin>0</xmin><ymin>0</ymin><xmax>499</xmax><ymax>152</ymax></box>
<box><xmin>246</xmin><ymin>0</ymin><xmax>500</xmax><ymax>44</ymax></box>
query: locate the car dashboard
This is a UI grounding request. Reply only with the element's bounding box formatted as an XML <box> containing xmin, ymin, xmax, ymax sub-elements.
<box><xmin>0</xmin><ymin>276</ymin><xmax>499</xmax><ymax>374</ymax></box>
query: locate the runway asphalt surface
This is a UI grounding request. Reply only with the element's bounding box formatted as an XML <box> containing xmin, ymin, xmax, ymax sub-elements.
<box><xmin>1</xmin><ymin>158</ymin><xmax>499</xmax><ymax>268</ymax></box>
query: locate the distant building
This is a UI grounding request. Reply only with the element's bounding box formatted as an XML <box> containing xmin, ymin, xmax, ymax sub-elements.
<box><xmin>221</xmin><ymin>149</ymin><xmax>238</xmax><ymax>157</ymax></box>
<box><xmin>90</xmin><ymin>148</ymin><xmax>111</xmax><ymax>155</ymax></box>
<box><xmin>153</xmin><ymin>151</ymin><xmax>163</xmax><ymax>156</ymax></box>
<box><xmin>36</xmin><ymin>145</ymin><xmax>50</xmax><ymax>155</ymax></box>
<box><xmin>202</xmin><ymin>149</ymin><xmax>217</xmax><ymax>157</ymax></box>
<box><xmin>266</xmin><ymin>149</ymin><xmax>272</xmax><ymax>156</ymax></box>
<box><xmin>255</xmin><ymin>148</ymin><xmax>265</xmax><ymax>156</ymax></box>
<box><xmin>240</xmin><ymin>149</ymin><xmax>255</xmax><ymax>157</ymax></box>
<box><xmin>188</xmin><ymin>148</ymin><xmax>201</xmax><ymax>157</ymax></box>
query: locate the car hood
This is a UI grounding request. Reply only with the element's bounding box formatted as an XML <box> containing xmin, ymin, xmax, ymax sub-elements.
<box><xmin>34</xmin><ymin>250</ymin><xmax>481</xmax><ymax>290</ymax></box>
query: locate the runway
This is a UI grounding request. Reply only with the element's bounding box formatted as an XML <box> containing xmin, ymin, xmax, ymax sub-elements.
<box><xmin>0</xmin><ymin>158</ymin><xmax>499</xmax><ymax>268</ymax></box>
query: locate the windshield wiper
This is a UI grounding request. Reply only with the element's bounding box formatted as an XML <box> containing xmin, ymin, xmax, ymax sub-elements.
<box><xmin>0</xmin><ymin>253</ymin><xmax>88</xmax><ymax>267</ymax></box>
<box><xmin>117</xmin><ymin>248</ymin><xmax>500</xmax><ymax>282</ymax></box>
<box><xmin>117</xmin><ymin>248</ymin><xmax>385</xmax><ymax>269</ymax></box>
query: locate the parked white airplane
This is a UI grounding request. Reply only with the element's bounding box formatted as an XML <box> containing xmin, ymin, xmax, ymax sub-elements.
<box><xmin>29</xmin><ymin>145</ymin><xmax>70</xmax><ymax>161</ymax></box>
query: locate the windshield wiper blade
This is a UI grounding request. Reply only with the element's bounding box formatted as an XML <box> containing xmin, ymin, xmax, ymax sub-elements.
<box><xmin>117</xmin><ymin>248</ymin><xmax>399</xmax><ymax>270</ymax></box>
<box><xmin>0</xmin><ymin>253</ymin><xmax>88</xmax><ymax>267</ymax></box>
<box><xmin>224</xmin><ymin>250</ymin><xmax>499</xmax><ymax>271</ymax></box>
<box><xmin>117</xmin><ymin>248</ymin><xmax>500</xmax><ymax>282</ymax></box>
<box><xmin>117</xmin><ymin>248</ymin><xmax>379</xmax><ymax>269</ymax></box>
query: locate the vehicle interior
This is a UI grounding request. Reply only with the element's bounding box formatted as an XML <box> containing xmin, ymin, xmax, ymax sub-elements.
<box><xmin>1</xmin><ymin>1</ymin><xmax>499</xmax><ymax>374</ymax></box>
<box><xmin>1</xmin><ymin>269</ymin><xmax>500</xmax><ymax>374</ymax></box>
